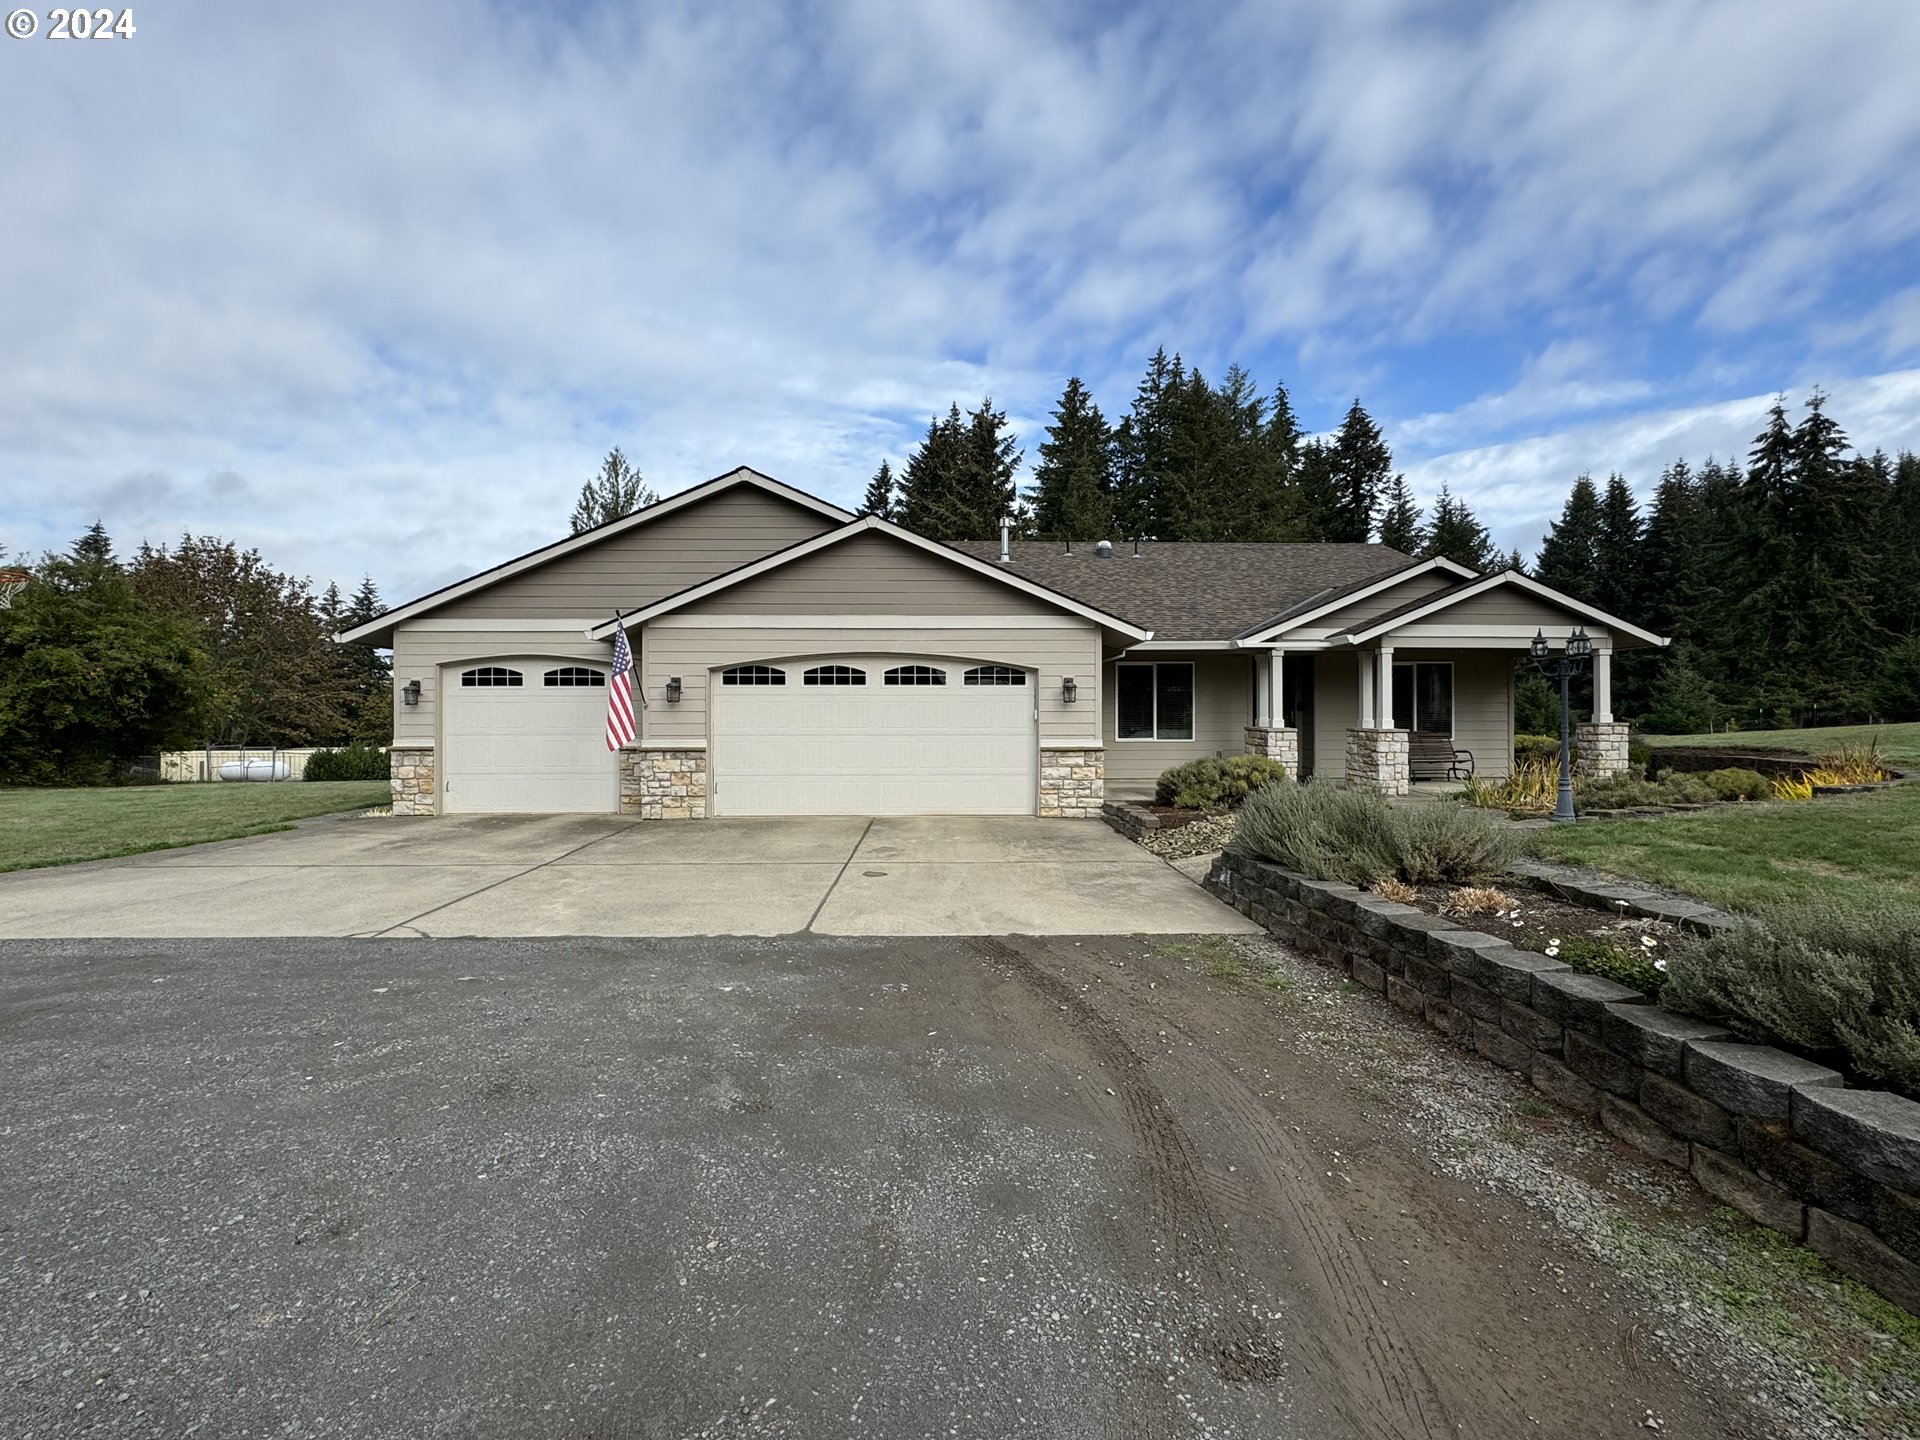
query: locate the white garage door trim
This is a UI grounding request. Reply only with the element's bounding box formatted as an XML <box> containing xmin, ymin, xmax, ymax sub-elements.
<box><xmin>441</xmin><ymin>656</ymin><xmax>618</xmax><ymax>814</ymax></box>
<box><xmin>710</xmin><ymin>655</ymin><xmax>1036</xmax><ymax>816</ymax></box>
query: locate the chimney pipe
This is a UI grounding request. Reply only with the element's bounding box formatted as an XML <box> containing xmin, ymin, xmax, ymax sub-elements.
<box><xmin>999</xmin><ymin>519</ymin><xmax>1010</xmax><ymax>564</ymax></box>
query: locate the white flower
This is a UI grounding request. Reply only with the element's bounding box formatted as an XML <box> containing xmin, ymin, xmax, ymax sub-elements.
<box><xmin>1654</xmin><ymin>957</ymin><xmax>1669</xmax><ymax>972</ymax></box>
<box><xmin>1640</xmin><ymin>935</ymin><xmax>1659</xmax><ymax>949</ymax></box>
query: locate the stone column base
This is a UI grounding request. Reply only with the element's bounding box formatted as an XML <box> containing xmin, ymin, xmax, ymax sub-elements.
<box><xmin>390</xmin><ymin>746</ymin><xmax>435</xmax><ymax>815</ymax></box>
<box><xmin>1576</xmin><ymin>722</ymin><xmax>1631</xmax><ymax>777</ymax></box>
<box><xmin>1345</xmin><ymin>728</ymin><xmax>1409</xmax><ymax>795</ymax></box>
<box><xmin>1244</xmin><ymin>726</ymin><xmax>1301</xmax><ymax>778</ymax></box>
<box><xmin>1039</xmin><ymin>748</ymin><xmax>1104</xmax><ymax>817</ymax></box>
<box><xmin>620</xmin><ymin>747</ymin><xmax>709</xmax><ymax>819</ymax></box>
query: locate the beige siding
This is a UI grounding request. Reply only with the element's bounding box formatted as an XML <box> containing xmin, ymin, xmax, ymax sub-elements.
<box><xmin>694</xmin><ymin>532</ymin><xmax>1062</xmax><ymax>615</ymax></box>
<box><xmin>391</xmin><ymin>627</ymin><xmax>610</xmax><ymax>746</ymax></box>
<box><xmin>433</xmin><ymin>488</ymin><xmax>836</xmax><ymax>620</ymax></box>
<box><xmin>1312</xmin><ymin>650</ymin><xmax>1361</xmax><ymax>779</ymax></box>
<box><xmin>1101</xmin><ymin>652</ymin><xmax>1255</xmax><ymax>791</ymax></box>
<box><xmin>1380</xmin><ymin>587</ymin><xmax>1615</xmax><ymax>636</ymax></box>
<box><xmin>1307</xmin><ymin>648</ymin><xmax>1513</xmax><ymax>780</ymax></box>
<box><xmin>1440</xmin><ymin>649</ymin><xmax>1514</xmax><ymax>781</ymax></box>
<box><xmin>640</xmin><ymin>622</ymin><xmax>1103</xmax><ymax>751</ymax></box>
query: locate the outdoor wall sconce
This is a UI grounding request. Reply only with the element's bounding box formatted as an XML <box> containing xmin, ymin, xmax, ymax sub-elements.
<box><xmin>1062</xmin><ymin>676</ymin><xmax>1078</xmax><ymax>704</ymax></box>
<box><xmin>402</xmin><ymin>679</ymin><xmax>421</xmax><ymax>707</ymax></box>
<box><xmin>665</xmin><ymin>675</ymin><xmax>683</xmax><ymax>704</ymax></box>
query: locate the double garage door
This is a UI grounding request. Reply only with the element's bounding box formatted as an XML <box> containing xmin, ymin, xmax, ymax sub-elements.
<box><xmin>441</xmin><ymin>654</ymin><xmax>1036</xmax><ymax>816</ymax></box>
<box><xmin>710</xmin><ymin>656</ymin><xmax>1037</xmax><ymax>816</ymax></box>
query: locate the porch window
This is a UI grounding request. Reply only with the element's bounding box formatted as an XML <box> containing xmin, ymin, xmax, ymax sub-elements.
<box><xmin>1116</xmin><ymin>662</ymin><xmax>1194</xmax><ymax>740</ymax></box>
<box><xmin>1391</xmin><ymin>662</ymin><xmax>1454</xmax><ymax>734</ymax></box>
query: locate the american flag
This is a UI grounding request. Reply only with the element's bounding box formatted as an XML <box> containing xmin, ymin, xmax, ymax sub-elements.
<box><xmin>605</xmin><ymin>619</ymin><xmax>636</xmax><ymax>750</ymax></box>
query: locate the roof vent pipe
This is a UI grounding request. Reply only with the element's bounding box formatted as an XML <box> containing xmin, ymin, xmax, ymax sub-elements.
<box><xmin>999</xmin><ymin>520</ymin><xmax>1010</xmax><ymax>564</ymax></box>
<box><xmin>1132</xmin><ymin>537</ymin><xmax>1141</xmax><ymax>558</ymax></box>
<box><xmin>1094</xmin><ymin>539</ymin><xmax>1114</xmax><ymax>558</ymax></box>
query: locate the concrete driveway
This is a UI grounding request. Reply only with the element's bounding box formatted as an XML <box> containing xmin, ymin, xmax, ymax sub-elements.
<box><xmin>0</xmin><ymin>813</ymin><xmax>1260</xmax><ymax>938</ymax></box>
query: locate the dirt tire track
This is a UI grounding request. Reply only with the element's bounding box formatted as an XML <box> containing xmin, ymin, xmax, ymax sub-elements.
<box><xmin>975</xmin><ymin>937</ymin><xmax>1453</xmax><ymax>1440</ymax></box>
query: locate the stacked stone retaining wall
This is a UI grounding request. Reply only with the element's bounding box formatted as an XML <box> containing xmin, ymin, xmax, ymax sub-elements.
<box><xmin>1205</xmin><ymin>848</ymin><xmax>1920</xmax><ymax>1314</ymax></box>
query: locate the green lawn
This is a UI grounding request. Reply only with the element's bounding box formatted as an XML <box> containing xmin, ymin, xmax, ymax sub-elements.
<box><xmin>1535</xmin><ymin>783</ymin><xmax>1920</xmax><ymax>917</ymax></box>
<box><xmin>0</xmin><ymin>782</ymin><xmax>390</xmax><ymax>873</ymax></box>
<box><xmin>1648</xmin><ymin>721</ymin><xmax>1920</xmax><ymax>768</ymax></box>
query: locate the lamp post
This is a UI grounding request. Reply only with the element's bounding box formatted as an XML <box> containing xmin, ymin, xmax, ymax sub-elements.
<box><xmin>1531</xmin><ymin>627</ymin><xmax>1593</xmax><ymax>824</ymax></box>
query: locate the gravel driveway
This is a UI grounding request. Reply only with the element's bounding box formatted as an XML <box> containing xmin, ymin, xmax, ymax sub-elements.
<box><xmin>3</xmin><ymin>934</ymin><xmax>1906</xmax><ymax>1438</ymax></box>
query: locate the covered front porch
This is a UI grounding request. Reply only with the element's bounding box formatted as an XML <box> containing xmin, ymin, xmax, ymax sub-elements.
<box><xmin>1237</xmin><ymin>567</ymin><xmax>1657</xmax><ymax>795</ymax></box>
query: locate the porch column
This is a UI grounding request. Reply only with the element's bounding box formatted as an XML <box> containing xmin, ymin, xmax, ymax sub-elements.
<box><xmin>1375</xmin><ymin>645</ymin><xmax>1395</xmax><ymax>729</ymax></box>
<box><xmin>1357</xmin><ymin>650</ymin><xmax>1374</xmax><ymax>730</ymax></box>
<box><xmin>1243</xmin><ymin>646</ymin><xmax>1299</xmax><ymax>775</ymax></box>
<box><xmin>1576</xmin><ymin>643</ymin><xmax>1630</xmax><ymax>777</ymax></box>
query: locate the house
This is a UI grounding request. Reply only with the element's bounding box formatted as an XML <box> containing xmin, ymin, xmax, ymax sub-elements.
<box><xmin>336</xmin><ymin>466</ymin><xmax>1665</xmax><ymax>818</ymax></box>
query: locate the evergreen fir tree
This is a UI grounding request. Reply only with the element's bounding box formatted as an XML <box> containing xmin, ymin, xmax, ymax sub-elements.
<box><xmin>1112</xmin><ymin>348</ymin><xmax>1182</xmax><ymax>539</ymax></box>
<box><xmin>1593</xmin><ymin>473</ymin><xmax>1644</xmax><ymax>616</ymax></box>
<box><xmin>1882</xmin><ymin>451</ymin><xmax>1920</xmax><ymax>637</ymax></box>
<box><xmin>1376</xmin><ymin>474</ymin><xmax>1425</xmax><ymax>555</ymax></box>
<box><xmin>861</xmin><ymin>460</ymin><xmax>897</xmax><ymax>521</ymax></box>
<box><xmin>1505</xmin><ymin>547</ymin><xmax>1526</xmax><ymax>574</ymax></box>
<box><xmin>1420</xmin><ymin>486</ymin><xmax>1497</xmax><ymax>570</ymax></box>
<box><xmin>1326</xmin><ymin>400</ymin><xmax>1390</xmax><ymax>543</ymax></box>
<box><xmin>1728</xmin><ymin>399</ymin><xmax>1804</xmax><ymax>720</ymax></box>
<box><xmin>898</xmin><ymin>404</ymin><xmax>967</xmax><ymax>538</ymax></box>
<box><xmin>570</xmin><ymin>448</ymin><xmax>655</xmax><ymax>535</ymax></box>
<box><xmin>1031</xmin><ymin>378</ymin><xmax>1114</xmax><ymax>540</ymax></box>
<box><xmin>1785</xmin><ymin>392</ymin><xmax>1880</xmax><ymax>720</ymax></box>
<box><xmin>1533</xmin><ymin>475</ymin><xmax>1603</xmax><ymax>604</ymax></box>
<box><xmin>1293</xmin><ymin>440</ymin><xmax>1341</xmax><ymax>542</ymax></box>
<box><xmin>71</xmin><ymin>521</ymin><xmax>116</xmax><ymax>571</ymax></box>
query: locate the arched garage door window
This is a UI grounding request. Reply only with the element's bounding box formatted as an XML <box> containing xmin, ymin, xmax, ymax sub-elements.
<box><xmin>803</xmin><ymin>665</ymin><xmax>866</xmax><ymax>686</ymax></box>
<box><xmin>461</xmin><ymin>666</ymin><xmax>523</xmax><ymax>687</ymax></box>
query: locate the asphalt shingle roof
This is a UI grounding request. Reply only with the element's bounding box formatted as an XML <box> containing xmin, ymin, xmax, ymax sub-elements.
<box><xmin>945</xmin><ymin>540</ymin><xmax>1418</xmax><ymax>640</ymax></box>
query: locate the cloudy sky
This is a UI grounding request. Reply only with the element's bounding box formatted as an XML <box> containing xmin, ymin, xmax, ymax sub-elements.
<box><xmin>3</xmin><ymin>0</ymin><xmax>1918</xmax><ymax>606</ymax></box>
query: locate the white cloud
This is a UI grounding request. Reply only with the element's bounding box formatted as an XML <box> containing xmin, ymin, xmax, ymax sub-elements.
<box><xmin>0</xmin><ymin>0</ymin><xmax>1916</xmax><ymax>606</ymax></box>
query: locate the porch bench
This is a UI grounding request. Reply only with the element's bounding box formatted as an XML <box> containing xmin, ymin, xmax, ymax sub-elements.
<box><xmin>1410</xmin><ymin>730</ymin><xmax>1474</xmax><ymax>781</ymax></box>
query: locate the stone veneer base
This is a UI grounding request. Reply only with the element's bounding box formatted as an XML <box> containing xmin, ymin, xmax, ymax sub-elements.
<box><xmin>1345</xmin><ymin>727</ymin><xmax>1410</xmax><ymax>795</ymax></box>
<box><xmin>619</xmin><ymin>747</ymin><xmax>708</xmax><ymax>819</ymax></box>
<box><xmin>1244</xmin><ymin>726</ymin><xmax>1301</xmax><ymax>778</ymax></box>
<box><xmin>389</xmin><ymin>746</ymin><xmax>435</xmax><ymax>815</ymax></box>
<box><xmin>1204</xmin><ymin>849</ymin><xmax>1920</xmax><ymax>1315</ymax></box>
<box><xmin>1576</xmin><ymin>721</ymin><xmax>1631</xmax><ymax>777</ymax></box>
<box><xmin>1038</xmin><ymin>748</ymin><xmax>1103</xmax><ymax>818</ymax></box>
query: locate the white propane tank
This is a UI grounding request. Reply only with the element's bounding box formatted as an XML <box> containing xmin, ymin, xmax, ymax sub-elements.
<box><xmin>217</xmin><ymin>759</ymin><xmax>290</xmax><ymax>782</ymax></box>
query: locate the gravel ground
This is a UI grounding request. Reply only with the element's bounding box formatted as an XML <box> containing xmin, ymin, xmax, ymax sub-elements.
<box><xmin>1172</xmin><ymin>876</ymin><xmax>1920</xmax><ymax>1440</ymax></box>
<box><xmin>1138</xmin><ymin>814</ymin><xmax>1237</xmax><ymax>859</ymax></box>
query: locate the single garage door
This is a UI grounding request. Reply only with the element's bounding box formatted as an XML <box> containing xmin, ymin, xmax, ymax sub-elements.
<box><xmin>441</xmin><ymin>660</ymin><xmax>617</xmax><ymax>813</ymax></box>
<box><xmin>711</xmin><ymin>657</ymin><xmax>1035</xmax><ymax>816</ymax></box>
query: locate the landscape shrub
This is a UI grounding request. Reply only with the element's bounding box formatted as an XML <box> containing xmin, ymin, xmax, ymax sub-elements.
<box><xmin>1232</xmin><ymin>781</ymin><xmax>1401</xmax><ymax>886</ymax></box>
<box><xmin>304</xmin><ymin>743</ymin><xmax>388</xmax><ymax>782</ymax></box>
<box><xmin>1153</xmin><ymin>755</ymin><xmax>1291</xmax><ymax>810</ymax></box>
<box><xmin>1663</xmin><ymin>900</ymin><xmax>1920</xmax><ymax>1097</ymax></box>
<box><xmin>1393</xmin><ymin>803</ymin><xmax>1526</xmax><ymax>884</ymax></box>
<box><xmin>1699</xmin><ymin>767</ymin><xmax>1771</xmax><ymax>802</ymax></box>
<box><xmin>1460</xmin><ymin>757</ymin><xmax>1559</xmax><ymax>814</ymax></box>
<box><xmin>1572</xmin><ymin>772</ymin><xmax>1716</xmax><ymax>808</ymax></box>
<box><xmin>1233</xmin><ymin>780</ymin><xmax>1522</xmax><ymax>886</ymax></box>
<box><xmin>1549</xmin><ymin>935</ymin><xmax>1668</xmax><ymax>998</ymax></box>
<box><xmin>1514</xmin><ymin>733</ymin><xmax>1560</xmax><ymax>766</ymax></box>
